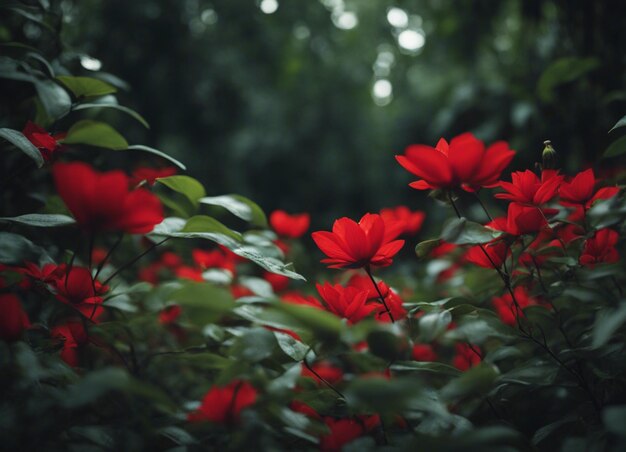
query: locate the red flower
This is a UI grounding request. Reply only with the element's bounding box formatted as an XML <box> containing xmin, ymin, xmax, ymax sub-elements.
<box><xmin>465</xmin><ymin>241</ymin><xmax>509</xmax><ymax>268</ymax></box>
<box><xmin>22</xmin><ymin>121</ymin><xmax>66</xmax><ymax>162</ymax></box>
<box><xmin>496</xmin><ymin>169</ymin><xmax>562</xmax><ymax>207</ymax></box>
<box><xmin>175</xmin><ymin>266</ymin><xmax>204</xmax><ymax>282</ymax></box>
<box><xmin>0</xmin><ymin>294</ymin><xmax>30</xmax><ymax>342</ymax></box>
<box><xmin>492</xmin><ymin>286</ymin><xmax>538</xmax><ymax>326</ymax></box>
<box><xmin>396</xmin><ymin>133</ymin><xmax>515</xmax><ymax>192</ymax></box>
<box><xmin>560</xmin><ymin>169</ymin><xmax>620</xmax><ymax>209</ymax></box>
<box><xmin>346</xmin><ymin>274</ymin><xmax>407</xmax><ymax>322</ymax></box>
<box><xmin>412</xmin><ymin>344</ymin><xmax>437</xmax><ymax>362</ymax></box>
<box><xmin>52</xmin><ymin>266</ymin><xmax>108</xmax><ymax>320</ymax></box>
<box><xmin>138</xmin><ymin>262</ymin><xmax>163</xmax><ymax>284</ymax></box>
<box><xmin>187</xmin><ymin>380</ymin><xmax>257</xmax><ymax>424</ymax></box>
<box><xmin>53</xmin><ymin>162</ymin><xmax>164</xmax><ymax>234</ymax></box>
<box><xmin>452</xmin><ymin>343</ymin><xmax>481</xmax><ymax>371</ymax></box>
<box><xmin>301</xmin><ymin>361</ymin><xmax>344</xmax><ymax>385</ymax></box>
<box><xmin>159</xmin><ymin>304</ymin><xmax>182</xmax><ymax>325</ymax></box>
<box><xmin>160</xmin><ymin>251</ymin><xmax>183</xmax><ymax>269</ymax></box>
<box><xmin>320</xmin><ymin>416</ymin><xmax>380</xmax><ymax>452</ymax></box>
<box><xmin>22</xmin><ymin>262</ymin><xmax>63</xmax><ymax>284</ymax></box>
<box><xmin>379</xmin><ymin>206</ymin><xmax>425</xmax><ymax>236</ymax></box>
<box><xmin>429</xmin><ymin>241</ymin><xmax>457</xmax><ymax>258</ymax></box>
<box><xmin>281</xmin><ymin>291</ymin><xmax>323</xmax><ymax>309</ymax></box>
<box><xmin>290</xmin><ymin>401</ymin><xmax>321</xmax><ymax>419</ymax></box>
<box><xmin>130</xmin><ymin>166</ymin><xmax>177</xmax><ymax>187</ymax></box>
<box><xmin>580</xmin><ymin>229</ymin><xmax>620</xmax><ymax>267</ymax></box>
<box><xmin>91</xmin><ymin>247</ymin><xmax>108</xmax><ymax>266</ymax></box>
<box><xmin>504</xmin><ymin>203</ymin><xmax>548</xmax><ymax>236</ymax></box>
<box><xmin>231</xmin><ymin>284</ymin><xmax>255</xmax><ymax>299</ymax></box>
<box><xmin>263</xmin><ymin>271</ymin><xmax>290</xmax><ymax>292</ymax></box>
<box><xmin>312</xmin><ymin>213</ymin><xmax>404</xmax><ymax>269</ymax></box>
<box><xmin>316</xmin><ymin>282</ymin><xmax>376</xmax><ymax>324</ymax></box>
<box><xmin>270</xmin><ymin>210</ymin><xmax>310</xmax><ymax>238</ymax></box>
<box><xmin>51</xmin><ymin>320</ymin><xmax>88</xmax><ymax>367</ymax></box>
<box><xmin>192</xmin><ymin>248</ymin><xmax>236</xmax><ymax>273</ymax></box>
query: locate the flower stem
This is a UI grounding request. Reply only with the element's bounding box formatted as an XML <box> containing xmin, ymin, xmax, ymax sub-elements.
<box><xmin>473</xmin><ymin>191</ymin><xmax>494</xmax><ymax>222</ymax></box>
<box><xmin>303</xmin><ymin>351</ymin><xmax>345</xmax><ymax>400</ymax></box>
<box><xmin>103</xmin><ymin>237</ymin><xmax>169</xmax><ymax>286</ymax></box>
<box><xmin>365</xmin><ymin>266</ymin><xmax>394</xmax><ymax>323</ymax></box>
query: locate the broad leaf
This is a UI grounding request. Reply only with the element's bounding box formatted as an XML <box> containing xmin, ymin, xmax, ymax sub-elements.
<box><xmin>273</xmin><ymin>331</ymin><xmax>309</xmax><ymax>361</ymax></box>
<box><xmin>0</xmin><ymin>232</ymin><xmax>52</xmax><ymax>265</ymax></box>
<box><xmin>440</xmin><ymin>363</ymin><xmax>499</xmax><ymax>402</ymax></box>
<box><xmin>603</xmin><ymin>135</ymin><xmax>626</xmax><ymax>159</ymax></box>
<box><xmin>441</xmin><ymin>217</ymin><xmax>502</xmax><ymax>245</ymax></box>
<box><xmin>152</xmin><ymin>216</ymin><xmax>305</xmax><ymax>280</ymax></box>
<box><xmin>56</xmin><ymin>75</ymin><xmax>117</xmax><ymax>98</ymax></box>
<box><xmin>126</xmin><ymin>144</ymin><xmax>186</xmax><ymax>170</ymax></box>
<box><xmin>62</xmin><ymin>120</ymin><xmax>128</xmax><ymax>150</ymax></box>
<box><xmin>73</xmin><ymin>103</ymin><xmax>149</xmax><ymax>128</ymax></box>
<box><xmin>537</xmin><ymin>57</ymin><xmax>599</xmax><ymax>102</ymax></box>
<box><xmin>200</xmin><ymin>194</ymin><xmax>268</xmax><ymax>227</ymax></box>
<box><xmin>0</xmin><ymin>213</ymin><xmax>75</xmax><ymax>227</ymax></box>
<box><xmin>391</xmin><ymin>361</ymin><xmax>461</xmax><ymax>377</ymax></box>
<box><xmin>415</xmin><ymin>238</ymin><xmax>441</xmax><ymax>259</ymax></box>
<box><xmin>157</xmin><ymin>175</ymin><xmax>206</xmax><ymax>208</ymax></box>
<box><xmin>34</xmin><ymin>79</ymin><xmax>71</xmax><ymax>119</ymax></box>
<box><xmin>591</xmin><ymin>304</ymin><xmax>626</xmax><ymax>348</ymax></box>
<box><xmin>608</xmin><ymin>115</ymin><xmax>626</xmax><ymax>133</ymax></box>
<box><xmin>0</xmin><ymin>128</ymin><xmax>44</xmax><ymax>167</ymax></box>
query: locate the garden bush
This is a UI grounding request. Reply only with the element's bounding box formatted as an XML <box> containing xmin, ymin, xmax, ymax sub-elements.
<box><xmin>1</xmin><ymin>3</ymin><xmax>626</xmax><ymax>451</ymax></box>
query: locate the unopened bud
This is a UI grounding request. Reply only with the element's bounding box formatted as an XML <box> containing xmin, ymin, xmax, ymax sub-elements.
<box><xmin>542</xmin><ymin>140</ymin><xmax>557</xmax><ymax>170</ymax></box>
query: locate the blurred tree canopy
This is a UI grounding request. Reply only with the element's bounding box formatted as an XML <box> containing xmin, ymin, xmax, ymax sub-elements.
<box><xmin>3</xmin><ymin>0</ymin><xmax>625</xmax><ymax>226</ymax></box>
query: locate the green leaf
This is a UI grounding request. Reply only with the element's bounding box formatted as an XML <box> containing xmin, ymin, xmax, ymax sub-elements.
<box><xmin>273</xmin><ymin>303</ymin><xmax>342</xmax><ymax>342</ymax></box>
<box><xmin>2</xmin><ymin>6</ymin><xmax>56</xmax><ymax>33</ymax></box>
<box><xmin>0</xmin><ymin>232</ymin><xmax>52</xmax><ymax>265</ymax></box>
<box><xmin>273</xmin><ymin>331</ymin><xmax>309</xmax><ymax>361</ymax></box>
<box><xmin>0</xmin><ymin>213</ymin><xmax>75</xmax><ymax>227</ymax></box>
<box><xmin>67</xmin><ymin>426</ymin><xmax>115</xmax><ymax>448</ymax></box>
<box><xmin>152</xmin><ymin>216</ymin><xmax>305</xmax><ymax>280</ymax></box>
<box><xmin>230</xmin><ymin>327</ymin><xmax>277</xmax><ymax>362</ymax></box>
<box><xmin>415</xmin><ymin>238</ymin><xmax>441</xmax><ymax>259</ymax></box>
<box><xmin>603</xmin><ymin>405</ymin><xmax>626</xmax><ymax>436</ymax></box>
<box><xmin>168</xmin><ymin>281</ymin><xmax>234</xmax><ymax>320</ymax></box>
<box><xmin>367</xmin><ymin>330</ymin><xmax>403</xmax><ymax>361</ymax></box>
<box><xmin>25</xmin><ymin>52</ymin><xmax>54</xmax><ymax>78</ymax></box>
<box><xmin>532</xmin><ymin>415</ymin><xmax>578</xmax><ymax>445</ymax></box>
<box><xmin>157</xmin><ymin>175</ymin><xmax>206</xmax><ymax>208</ymax></box>
<box><xmin>159</xmin><ymin>426</ymin><xmax>197</xmax><ymax>446</ymax></box>
<box><xmin>591</xmin><ymin>304</ymin><xmax>626</xmax><ymax>348</ymax></box>
<box><xmin>34</xmin><ymin>79</ymin><xmax>71</xmax><ymax>119</ymax></box>
<box><xmin>182</xmin><ymin>215</ymin><xmax>243</xmax><ymax>241</ymax></box>
<box><xmin>63</xmin><ymin>367</ymin><xmax>175</xmax><ymax>410</ymax></box>
<box><xmin>537</xmin><ymin>57</ymin><xmax>600</xmax><ymax>102</ymax></box>
<box><xmin>56</xmin><ymin>75</ymin><xmax>117</xmax><ymax>98</ymax></box>
<box><xmin>72</xmin><ymin>103</ymin><xmax>150</xmax><ymax>128</ymax></box>
<box><xmin>418</xmin><ymin>310</ymin><xmax>452</xmax><ymax>341</ymax></box>
<box><xmin>345</xmin><ymin>377</ymin><xmax>423</xmax><ymax>413</ymax></box>
<box><xmin>440</xmin><ymin>363</ymin><xmax>499</xmax><ymax>402</ymax></box>
<box><xmin>603</xmin><ymin>135</ymin><xmax>626</xmax><ymax>159</ymax></box>
<box><xmin>200</xmin><ymin>194</ymin><xmax>268</xmax><ymax>227</ymax></box>
<box><xmin>62</xmin><ymin>120</ymin><xmax>128</xmax><ymax>150</ymax></box>
<box><xmin>126</xmin><ymin>144</ymin><xmax>186</xmax><ymax>170</ymax></box>
<box><xmin>0</xmin><ymin>128</ymin><xmax>44</xmax><ymax>167</ymax></box>
<box><xmin>608</xmin><ymin>115</ymin><xmax>626</xmax><ymax>133</ymax></box>
<box><xmin>441</xmin><ymin>217</ymin><xmax>502</xmax><ymax>245</ymax></box>
<box><xmin>391</xmin><ymin>361</ymin><xmax>461</xmax><ymax>377</ymax></box>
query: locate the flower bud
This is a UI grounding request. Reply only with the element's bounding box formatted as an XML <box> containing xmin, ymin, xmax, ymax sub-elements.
<box><xmin>542</xmin><ymin>140</ymin><xmax>557</xmax><ymax>169</ymax></box>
